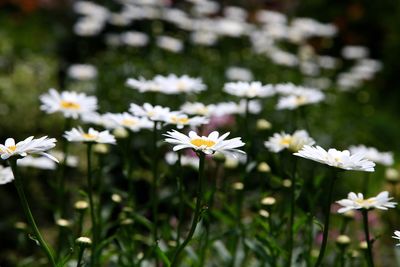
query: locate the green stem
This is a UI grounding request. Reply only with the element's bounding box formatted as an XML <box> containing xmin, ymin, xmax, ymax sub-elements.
<box><xmin>76</xmin><ymin>245</ymin><xmax>85</xmax><ymax>267</ymax></box>
<box><xmin>152</xmin><ymin>121</ymin><xmax>159</xmax><ymax>243</ymax></box>
<box><xmin>362</xmin><ymin>210</ymin><xmax>375</xmax><ymax>267</ymax></box>
<box><xmin>313</xmin><ymin>172</ymin><xmax>337</xmax><ymax>267</ymax></box>
<box><xmin>339</xmin><ymin>248</ymin><xmax>345</xmax><ymax>267</ymax></box>
<box><xmin>9</xmin><ymin>159</ymin><xmax>57</xmax><ymax>267</ymax></box>
<box><xmin>176</xmin><ymin>151</ymin><xmax>184</xmax><ymax>247</ymax></box>
<box><xmin>287</xmin><ymin>158</ymin><xmax>297</xmax><ymax>267</ymax></box>
<box><xmin>170</xmin><ymin>153</ymin><xmax>205</xmax><ymax>267</ymax></box>
<box><xmin>86</xmin><ymin>143</ymin><xmax>98</xmax><ymax>266</ymax></box>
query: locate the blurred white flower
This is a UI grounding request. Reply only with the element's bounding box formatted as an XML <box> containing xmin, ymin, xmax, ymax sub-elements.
<box><xmin>190</xmin><ymin>31</ymin><xmax>218</xmax><ymax>46</ymax></box>
<box><xmin>129</xmin><ymin>103</ymin><xmax>171</xmax><ymax>122</ymax></box>
<box><xmin>276</xmin><ymin>88</ymin><xmax>324</xmax><ymax>110</ymax></box>
<box><xmin>67</xmin><ymin>64</ymin><xmax>97</xmax><ymax>81</ymax></box>
<box><xmin>108</xmin><ymin>112</ymin><xmax>153</xmax><ymax>132</ymax></box>
<box><xmin>17</xmin><ymin>155</ymin><xmax>57</xmax><ymax>170</ymax></box>
<box><xmin>40</xmin><ymin>89</ymin><xmax>98</xmax><ymax>119</ymax></box>
<box><xmin>0</xmin><ymin>165</ymin><xmax>14</xmax><ymax>185</ymax></box>
<box><xmin>165</xmin><ymin>152</ymin><xmax>199</xmax><ymax>169</ymax></box>
<box><xmin>156</xmin><ymin>36</ymin><xmax>184</xmax><ymax>53</ymax></box>
<box><xmin>337</xmin><ymin>191</ymin><xmax>396</xmax><ymax>213</ymax></box>
<box><xmin>126</xmin><ymin>77</ymin><xmax>162</xmax><ymax>93</ymax></box>
<box><xmin>0</xmin><ymin>137</ymin><xmax>58</xmax><ymax>162</ymax></box>
<box><xmin>342</xmin><ymin>46</ymin><xmax>369</xmax><ymax>60</ymax></box>
<box><xmin>294</xmin><ymin>145</ymin><xmax>375</xmax><ymax>172</ymax></box>
<box><xmin>225</xmin><ymin>67</ymin><xmax>253</xmax><ymax>81</ymax></box>
<box><xmin>154</xmin><ymin>74</ymin><xmax>206</xmax><ymax>94</ymax></box>
<box><xmin>64</xmin><ymin>127</ymin><xmax>116</xmax><ymax>144</ymax></box>
<box><xmin>121</xmin><ymin>31</ymin><xmax>149</xmax><ymax>47</ymax></box>
<box><xmin>165</xmin><ymin>112</ymin><xmax>208</xmax><ymax>129</ymax></box>
<box><xmin>164</xmin><ymin>130</ymin><xmax>245</xmax><ymax>157</ymax></box>
<box><xmin>180</xmin><ymin>102</ymin><xmax>216</xmax><ymax>117</ymax></box>
<box><xmin>265</xmin><ymin>130</ymin><xmax>315</xmax><ymax>153</ymax></box>
<box><xmin>224</xmin><ymin>81</ymin><xmax>275</xmax><ymax>98</ymax></box>
<box><xmin>349</xmin><ymin>145</ymin><xmax>393</xmax><ymax>166</ymax></box>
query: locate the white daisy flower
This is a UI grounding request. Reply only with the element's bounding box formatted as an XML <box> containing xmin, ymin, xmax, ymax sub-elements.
<box><xmin>336</xmin><ymin>191</ymin><xmax>396</xmax><ymax>213</ymax></box>
<box><xmin>349</xmin><ymin>145</ymin><xmax>393</xmax><ymax>166</ymax></box>
<box><xmin>129</xmin><ymin>103</ymin><xmax>171</xmax><ymax>122</ymax></box>
<box><xmin>223</xmin><ymin>81</ymin><xmax>275</xmax><ymax>98</ymax></box>
<box><xmin>0</xmin><ymin>165</ymin><xmax>14</xmax><ymax>185</ymax></box>
<box><xmin>294</xmin><ymin>145</ymin><xmax>375</xmax><ymax>172</ymax></box>
<box><xmin>17</xmin><ymin>156</ymin><xmax>57</xmax><ymax>170</ymax></box>
<box><xmin>126</xmin><ymin>77</ymin><xmax>162</xmax><ymax>93</ymax></box>
<box><xmin>40</xmin><ymin>88</ymin><xmax>98</xmax><ymax>119</ymax></box>
<box><xmin>165</xmin><ymin>112</ymin><xmax>209</xmax><ymax>129</ymax></box>
<box><xmin>164</xmin><ymin>130</ymin><xmax>245</xmax><ymax>157</ymax></box>
<box><xmin>67</xmin><ymin>64</ymin><xmax>97</xmax><ymax>81</ymax></box>
<box><xmin>165</xmin><ymin>152</ymin><xmax>199</xmax><ymax>169</ymax></box>
<box><xmin>392</xmin><ymin>231</ymin><xmax>400</xmax><ymax>246</ymax></box>
<box><xmin>265</xmin><ymin>130</ymin><xmax>315</xmax><ymax>153</ymax></box>
<box><xmin>180</xmin><ymin>102</ymin><xmax>216</xmax><ymax>117</ymax></box>
<box><xmin>156</xmin><ymin>35</ymin><xmax>183</xmax><ymax>53</ymax></box>
<box><xmin>64</xmin><ymin>127</ymin><xmax>116</xmax><ymax>144</ymax></box>
<box><xmin>154</xmin><ymin>74</ymin><xmax>206</xmax><ymax>94</ymax></box>
<box><xmin>0</xmin><ymin>136</ymin><xmax>58</xmax><ymax>162</ymax></box>
<box><xmin>276</xmin><ymin>88</ymin><xmax>324</xmax><ymax>110</ymax></box>
<box><xmin>107</xmin><ymin>112</ymin><xmax>153</xmax><ymax>132</ymax></box>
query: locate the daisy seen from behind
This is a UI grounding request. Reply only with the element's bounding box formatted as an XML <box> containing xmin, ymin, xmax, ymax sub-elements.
<box><xmin>294</xmin><ymin>145</ymin><xmax>375</xmax><ymax>172</ymax></box>
<box><xmin>130</xmin><ymin>103</ymin><xmax>171</xmax><ymax>122</ymax></box>
<box><xmin>392</xmin><ymin>231</ymin><xmax>400</xmax><ymax>246</ymax></box>
<box><xmin>164</xmin><ymin>130</ymin><xmax>245</xmax><ymax>157</ymax></box>
<box><xmin>0</xmin><ymin>165</ymin><xmax>14</xmax><ymax>185</ymax></box>
<box><xmin>40</xmin><ymin>88</ymin><xmax>98</xmax><ymax>119</ymax></box>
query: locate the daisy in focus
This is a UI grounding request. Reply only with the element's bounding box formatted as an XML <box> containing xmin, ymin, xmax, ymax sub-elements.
<box><xmin>392</xmin><ymin>231</ymin><xmax>400</xmax><ymax>246</ymax></box>
<box><xmin>265</xmin><ymin>130</ymin><xmax>315</xmax><ymax>153</ymax></box>
<box><xmin>223</xmin><ymin>81</ymin><xmax>275</xmax><ymax>98</ymax></box>
<box><xmin>336</xmin><ymin>191</ymin><xmax>396</xmax><ymax>213</ymax></box>
<box><xmin>164</xmin><ymin>130</ymin><xmax>245</xmax><ymax>157</ymax></box>
<box><xmin>0</xmin><ymin>165</ymin><xmax>14</xmax><ymax>185</ymax></box>
<box><xmin>294</xmin><ymin>145</ymin><xmax>375</xmax><ymax>172</ymax></box>
<box><xmin>40</xmin><ymin>88</ymin><xmax>98</xmax><ymax>119</ymax></box>
<box><xmin>64</xmin><ymin>127</ymin><xmax>116</xmax><ymax>144</ymax></box>
<box><xmin>0</xmin><ymin>136</ymin><xmax>58</xmax><ymax>162</ymax></box>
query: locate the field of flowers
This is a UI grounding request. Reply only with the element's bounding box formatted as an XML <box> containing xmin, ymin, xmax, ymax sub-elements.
<box><xmin>1</xmin><ymin>1</ymin><xmax>400</xmax><ymax>267</ymax></box>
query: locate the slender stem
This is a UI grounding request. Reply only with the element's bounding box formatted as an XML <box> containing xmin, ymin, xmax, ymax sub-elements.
<box><xmin>313</xmin><ymin>172</ymin><xmax>337</xmax><ymax>267</ymax></box>
<box><xmin>170</xmin><ymin>153</ymin><xmax>205</xmax><ymax>267</ymax></box>
<box><xmin>76</xmin><ymin>211</ymin><xmax>85</xmax><ymax>238</ymax></box>
<box><xmin>9</xmin><ymin>159</ymin><xmax>57</xmax><ymax>267</ymax></box>
<box><xmin>126</xmin><ymin>132</ymin><xmax>135</xmax><ymax>208</ymax></box>
<box><xmin>176</xmin><ymin>151</ymin><xmax>184</xmax><ymax>247</ymax></box>
<box><xmin>152</xmin><ymin>121</ymin><xmax>159</xmax><ymax>243</ymax></box>
<box><xmin>287</xmin><ymin>157</ymin><xmax>297</xmax><ymax>267</ymax></box>
<box><xmin>76</xmin><ymin>246</ymin><xmax>85</xmax><ymax>267</ymax></box>
<box><xmin>339</xmin><ymin>248</ymin><xmax>345</xmax><ymax>267</ymax></box>
<box><xmin>86</xmin><ymin>143</ymin><xmax>98</xmax><ymax>266</ymax></box>
<box><xmin>362</xmin><ymin>210</ymin><xmax>375</xmax><ymax>267</ymax></box>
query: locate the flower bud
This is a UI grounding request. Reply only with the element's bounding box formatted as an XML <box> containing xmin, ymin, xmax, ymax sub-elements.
<box><xmin>257</xmin><ymin>162</ymin><xmax>271</xmax><ymax>173</ymax></box>
<box><xmin>336</xmin><ymin>235</ymin><xmax>351</xmax><ymax>247</ymax></box>
<box><xmin>94</xmin><ymin>144</ymin><xmax>109</xmax><ymax>154</ymax></box>
<box><xmin>232</xmin><ymin>182</ymin><xmax>244</xmax><ymax>191</ymax></box>
<box><xmin>56</xmin><ymin>218</ymin><xmax>71</xmax><ymax>228</ymax></box>
<box><xmin>111</xmin><ymin>193</ymin><xmax>122</xmax><ymax>203</ymax></box>
<box><xmin>385</xmin><ymin>168</ymin><xmax>400</xmax><ymax>184</ymax></box>
<box><xmin>74</xmin><ymin>200</ymin><xmax>89</xmax><ymax>211</ymax></box>
<box><xmin>113</xmin><ymin>127</ymin><xmax>129</xmax><ymax>139</ymax></box>
<box><xmin>76</xmin><ymin>236</ymin><xmax>92</xmax><ymax>247</ymax></box>
<box><xmin>261</xmin><ymin>196</ymin><xmax>276</xmax><ymax>206</ymax></box>
<box><xmin>256</xmin><ymin>119</ymin><xmax>272</xmax><ymax>130</ymax></box>
<box><xmin>282</xmin><ymin>179</ymin><xmax>292</xmax><ymax>188</ymax></box>
<box><xmin>259</xmin><ymin>209</ymin><xmax>270</xmax><ymax>218</ymax></box>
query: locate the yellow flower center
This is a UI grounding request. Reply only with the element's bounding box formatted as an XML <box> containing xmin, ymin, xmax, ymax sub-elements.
<box><xmin>83</xmin><ymin>133</ymin><xmax>96</xmax><ymax>140</ymax></box>
<box><xmin>171</xmin><ymin>116</ymin><xmax>189</xmax><ymax>124</ymax></box>
<box><xmin>177</xmin><ymin>81</ymin><xmax>186</xmax><ymax>91</ymax></box>
<box><xmin>190</xmin><ymin>138</ymin><xmax>216</xmax><ymax>148</ymax></box>
<box><xmin>355</xmin><ymin>198</ymin><xmax>375</xmax><ymax>206</ymax></box>
<box><xmin>279</xmin><ymin>136</ymin><xmax>292</xmax><ymax>146</ymax></box>
<box><xmin>7</xmin><ymin>145</ymin><xmax>17</xmax><ymax>152</ymax></box>
<box><xmin>60</xmin><ymin>100</ymin><xmax>81</xmax><ymax>110</ymax></box>
<box><xmin>122</xmin><ymin>119</ymin><xmax>137</xmax><ymax>126</ymax></box>
<box><xmin>295</xmin><ymin>96</ymin><xmax>307</xmax><ymax>105</ymax></box>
